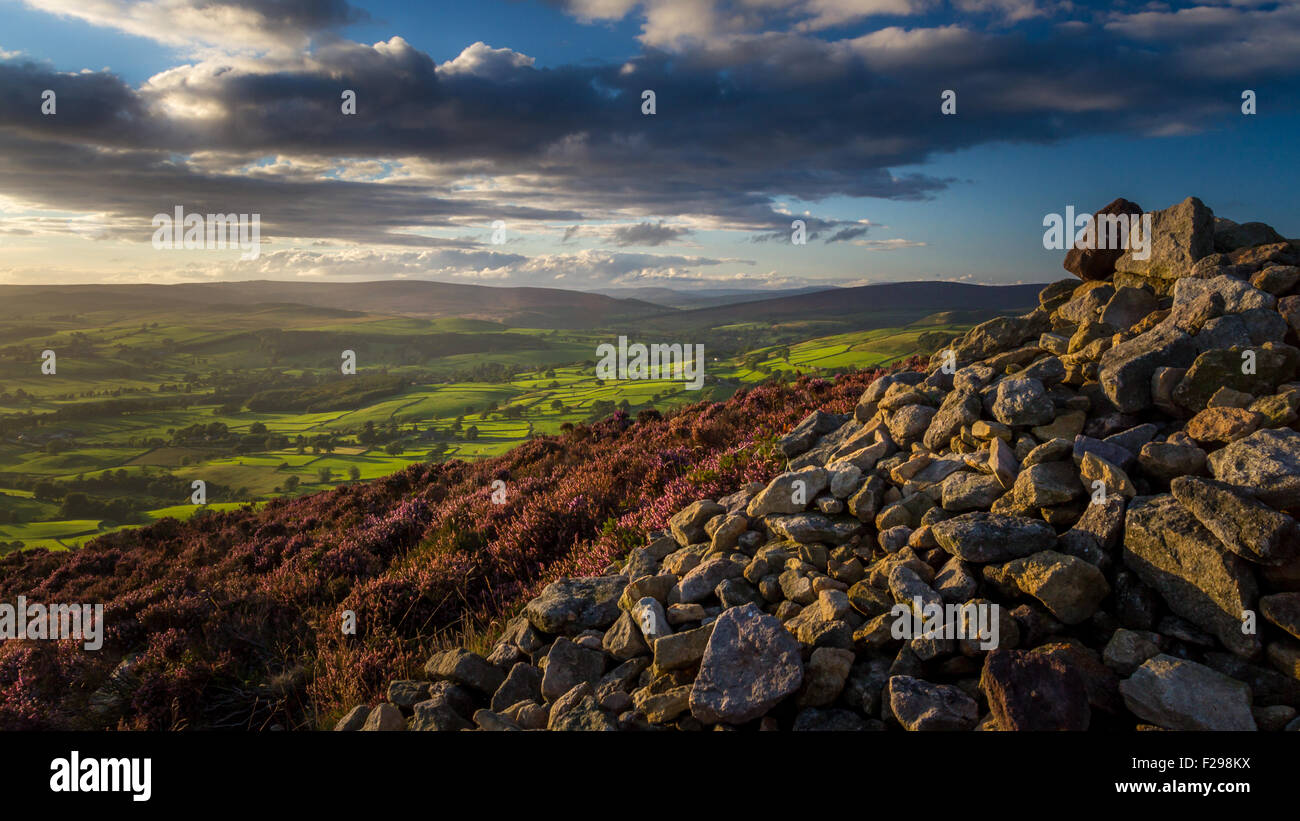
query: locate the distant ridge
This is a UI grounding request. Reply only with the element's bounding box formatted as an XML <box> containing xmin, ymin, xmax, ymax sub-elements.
<box><xmin>0</xmin><ymin>280</ymin><xmax>664</xmax><ymax>329</ymax></box>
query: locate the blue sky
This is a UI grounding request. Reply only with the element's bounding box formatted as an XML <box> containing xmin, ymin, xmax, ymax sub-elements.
<box><xmin>1</xmin><ymin>0</ymin><xmax>1297</xmax><ymax>290</ymax></box>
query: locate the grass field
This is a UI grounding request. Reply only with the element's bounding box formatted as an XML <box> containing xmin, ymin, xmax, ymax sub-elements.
<box><xmin>0</xmin><ymin>301</ymin><xmax>968</xmax><ymax>549</ymax></box>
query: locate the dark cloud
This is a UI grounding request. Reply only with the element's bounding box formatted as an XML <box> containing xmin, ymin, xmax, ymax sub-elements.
<box><xmin>609</xmin><ymin>221</ymin><xmax>692</xmax><ymax>246</ymax></box>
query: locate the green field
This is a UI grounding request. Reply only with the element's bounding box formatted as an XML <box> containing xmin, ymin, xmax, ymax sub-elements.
<box><xmin>0</xmin><ymin>297</ymin><xmax>973</xmax><ymax>550</ymax></box>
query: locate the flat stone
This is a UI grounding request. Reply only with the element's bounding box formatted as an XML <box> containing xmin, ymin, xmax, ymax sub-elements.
<box><xmin>1171</xmin><ymin>475</ymin><xmax>1298</xmax><ymax>566</ymax></box>
<box><xmin>1119</xmin><ymin>654</ymin><xmax>1256</xmax><ymax>731</ymax></box>
<box><xmin>1123</xmin><ymin>495</ymin><xmax>1261</xmax><ymax>658</ymax></box>
<box><xmin>931</xmin><ymin>512</ymin><xmax>1057</xmax><ymax>563</ymax></box>
<box><xmin>1208</xmin><ymin>428</ymin><xmax>1300</xmax><ymax>509</ymax></box>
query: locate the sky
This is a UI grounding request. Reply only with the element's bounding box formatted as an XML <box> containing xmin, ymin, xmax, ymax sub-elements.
<box><xmin>0</xmin><ymin>0</ymin><xmax>1297</xmax><ymax>293</ymax></box>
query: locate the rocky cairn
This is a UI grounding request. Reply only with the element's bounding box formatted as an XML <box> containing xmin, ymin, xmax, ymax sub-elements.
<box><xmin>339</xmin><ymin>196</ymin><xmax>1300</xmax><ymax>732</ymax></box>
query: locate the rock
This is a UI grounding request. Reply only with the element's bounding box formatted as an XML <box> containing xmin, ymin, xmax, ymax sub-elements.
<box><xmin>525</xmin><ymin>575</ymin><xmax>627</xmax><ymax>634</ymax></box>
<box><xmin>1013</xmin><ymin>460</ymin><xmax>1083</xmax><ymax>508</ymax></box>
<box><xmin>333</xmin><ymin>705</ymin><xmax>369</xmax><ymax>731</ymax></box>
<box><xmin>1171</xmin><ymin>475</ymin><xmax>1299</xmax><ymax>566</ymax></box>
<box><xmin>1174</xmin><ymin>345</ymin><xmax>1299</xmax><ymax>412</ymax></box>
<box><xmin>992</xmin><ymin>378</ymin><xmax>1056</xmax><ymax>427</ymax></box>
<box><xmin>549</xmin><ymin>695</ymin><xmax>617</xmax><ymax>731</ymax></box>
<box><xmin>1101</xmin><ymin>285</ymin><xmax>1159</xmax><ymax>330</ymax></box>
<box><xmin>602</xmin><ymin>611</ymin><xmax>650</xmax><ymax>660</ymax></box>
<box><xmin>941</xmin><ymin>471</ymin><xmax>1004</xmax><ymax>512</ymax></box>
<box><xmin>633</xmin><ymin>685</ymin><xmax>693</xmax><ymax>724</ymax></box>
<box><xmin>1119</xmin><ymin>655</ymin><xmax>1257</xmax><ymax>731</ymax></box>
<box><xmin>491</xmin><ymin>663</ymin><xmax>543</xmax><ymax>712</ymax></box>
<box><xmin>1079</xmin><ymin>452</ymin><xmax>1136</xmax><ymax>499</ymax></box>
<box><xmin>1123</xmin><ymin>495</ymin><xmax>1261</xmax><ymax>658</ymax></box>
<box><xmin>1103</xmin><ymin>629</ymin><xmax>1163</xmax><ymax>676</ymax></box>
<box><xmin>980</xmin><ymin>648</ymin><xmax>1090</xmax><ymax>730</ymax></box>
<box><xmin>934</xmin><ymin>556</ymin><xmax>979</xmax><ymax>603</ymax></box>
<box><xmin>1139</xmin><ymin>441</ymin><xmax>1207</xmax><ymax>483</ymax></box>
<box><xmin>1099</xmin><ymin>323</ymin><xmax>1200</xmax><ymax>413</ymax></box>
<box><xmin>630</xmin><ymin>596</ymin><xmax>672</xmax><ymax>643</ymax></box>
<box><xmin>1216</xmin><ymin>219</ymin><xmax>1285</xmax><ymax>253</ymax></box>
<box><xmin>1114</xmin><ymin>196</ymin><xmax>1215</xmax><ymax>280</ymax></box>
<box><xmin>984</xmin><ymin>550</ymin><xmax>1110</xmax><ymax>625</ymax></box>
<box><xmin>1174</xmin><ymin>274</ymin><xmax>1275</xmax><ymax>314</ymax></box>
<box><xmin>541</xmin><ymin>638</ymin><xmax>606</xmax><ymax>702</ymax></box>
<box><xmin>1031</xmin><ymin>409</ymin><xmax>1086</xmax><ymax>442</ymax></box>
<box><xmin>886</xmin><ymin>675</ymin><xmax>979</xmax><ymax>731</ymax></box>
<box><xmin>620</xmin><ymin>573</ymin><xmax>676</xmax><ymax>609</ymax></box>
<box><xmin>690</xmin><ymin>603</ymin><xmax>804</xmax><ymax>724</ymax></box>
<box><xmin>796</xmin><ymin>647</ymin><xmax>855</xmax><ymax>708</ymax></box>
<box><xmin>360</xmin><ymin>703</ymin><xmax>406</xmax><ymax>732</ymax></box>
<box><xmin>1260</xmin><ymin>593</ymin><xmax>1300</xmax><ymax>641</ymax></box>
<box><xmin>670</xmin><ymin>500</ymin><xmax>725</xmax><ymax>545</ymax></box>
<box><xmin>1207</xmin><ymin>428</ymin><xmax>1300</xmax><ymax>509</ymax></box>
<box><xmin>779</xmin><ymin>410</ymin><xmax>846</xmax><ymax>457</ymax></box>
<box><xmin>386</xmin><ymin>680</ymin><xmax>430</xmax><ymax>710</ymax></box>
<box><xmin>767</xmin><ymin>512</ymin><xmax>861</xmax><ymax>545</ymax></box>
<box><xmin>1064</xmin><ymin>198</ymin><xmax>1145</xmax><ymax>280</ymax></box>
<box><xmin>747</xmin><ymin>467</ymin><xmax>828</xmax><ymax>516</ymax></box>
<box><xmin>931</xmin><ymin>512</ymin><xmax>1057</xmax><ymax>563</ymax></box>
<box><xmin>924</xmin><ymin>390</ymin><xmax>981</xmax><ymax>451</ymax></box>
<box><xmin>408</xmin><ymin>698</ymin><xmax>473</xmax><ymax>732</ymax></box>
<box><xmin>677</xmin><ymin>556</ymin><xmax>745</xmax><ymax>603</ymax></box>
<box><xmin>1186</xmin><ymin>407</ymin><xmax>1263</xmax><ymax>444</ymax></box>
<box><xmin>887</xmin><ymin>404</ymin><xmax>938</xmax><ymax>445</ymax></box>
<box><xmin>424</xmin><ymin>649</ymin><xmax>505</xmax><ymax>696</ymax></box>
<box><xmin>653</xmin><ymin>622</ymin><xmax>715</xmax><ymax>672</ymax></box>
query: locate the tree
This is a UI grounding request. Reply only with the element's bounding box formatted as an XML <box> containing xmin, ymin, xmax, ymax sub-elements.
<box><xmin>465</xmin><ymin>425</ymin><xmax>480</xmax><ymax>441</ymax></box>
<box><xmin>348</xmin><ymin>465</ymin><xmax>361</xmax><ymax>481</ymax></box>
<box><xmin>248</xmin><ymin>421</ymin><xmax>268</xmax><ymax>434</ymax></box>
<box><xmin>316</xmin><ymin>467</ymin><xmax>333</xmax><ymax>483</ymax></box>
<box><xmin>284</xmin><ymin>476</ymin><xmax>301</xmax><ymax>491</ymax></box>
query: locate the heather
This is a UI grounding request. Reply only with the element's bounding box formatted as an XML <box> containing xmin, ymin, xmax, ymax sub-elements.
<box><xmin>0</xmin><ymin>366</ymin><xmax>905</xmax><ymax>730</ymax></box>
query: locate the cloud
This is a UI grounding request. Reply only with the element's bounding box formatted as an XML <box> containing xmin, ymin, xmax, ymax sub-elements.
<box><xmin>608</xmin><ymin>221</ymin><xmax>693</xmax><ymax>246</ymax></box>
<box><xmin>3</xmin><ymin>1</ymin><xmax>1300</xmax><ymax>288</ymax></box>
<box><xmin>18</xmin><ymin>0</ymin><xmax>369</xmax><ymax>53</ymax></box>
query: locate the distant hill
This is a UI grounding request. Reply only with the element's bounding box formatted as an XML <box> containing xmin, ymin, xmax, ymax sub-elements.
<box><xmin>635</xmin><ymin>280</ymin><xmax>1047</xmax><ymax>331</ymax></box>
<box><xmin>594</xmin><ymin>286</ymin><xmax>830</xmax><ymax>310</ymax></box>
<box><xmin>0</xmin><ymin>280</ymin><xmax>664</xmax><ymax>329</ymax></box>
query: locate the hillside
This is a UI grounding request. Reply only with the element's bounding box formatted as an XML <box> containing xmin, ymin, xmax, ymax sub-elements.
<box><xmin>0</xmin><ymin>369</ymin><xmax>893</xmax><ymax>729</ymax></box>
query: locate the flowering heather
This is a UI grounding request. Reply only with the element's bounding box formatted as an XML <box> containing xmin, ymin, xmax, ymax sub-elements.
<box><xmin>0</xmin><ymin>366</ymin><xmax>912</xmax><ymax>730</ymax></box>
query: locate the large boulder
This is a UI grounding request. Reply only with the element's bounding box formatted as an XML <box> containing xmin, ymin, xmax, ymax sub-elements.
<box><xmin>1122</xmin><ymin>495</ymin><xmax>1260</xmax><ymax>658</ymax></box>
<box><xmin>1114</xmin><ymin>196</ymin><xmax>1216</xmax><ymax>281</ymax></box>
<box><xmin>690</xmin><ymin>603</ymin><xmax>803</xmax><ymax>724</ymax></box>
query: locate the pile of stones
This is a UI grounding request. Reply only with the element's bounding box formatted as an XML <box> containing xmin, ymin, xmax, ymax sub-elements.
<box><xmin>338</xmin><ymin>196</ymin><xmax>1300</xmax><ymax>732</ymax></box>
